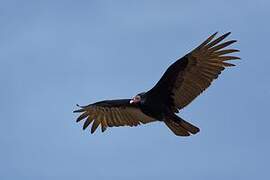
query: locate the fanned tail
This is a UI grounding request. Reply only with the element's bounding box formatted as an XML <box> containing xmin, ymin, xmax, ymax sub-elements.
<box><xmin>164</xmin><ymin>114</ymin><xmax>200</xmax><ymax>136</ymax></box>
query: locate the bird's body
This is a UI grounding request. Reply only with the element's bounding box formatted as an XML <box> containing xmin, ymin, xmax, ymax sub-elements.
<box><xmin>139</xmin><ymin>92</ymin><xmax>165</xmax><ymax>120</ymax></box>
<box><xmin>74</xmin><ymin>32</ymin><xmax>240</xmax><ymax>136</ymax></box>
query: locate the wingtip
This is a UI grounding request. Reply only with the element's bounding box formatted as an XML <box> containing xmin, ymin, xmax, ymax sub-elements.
<box><xmin>74</xmin><ymin>103</ymin><xmax>88</xmax><ymax>113</ymax></box>
<box><xmin>73</xmin><ymin>104</ymin><xmax>82</xmax><ymax>113</ymax></box>
<box><xmin>76</xmin><ymin>104</ymin><xmax>82</xmax><ymax>108</ymax></box>
<box><xmin>211</xmin><ymin>31</ymin><xmax>218</xmax><ymax>38</ymax></box>
<box><xmin>73</xmin><ymin>109</ymin><xmax>85</xmax><ymax>113</ymax></box>
<box><xmin>225</xmin><ymin>31</ymin><xmax>231</xmax><ymax>36</ymax></box>
<box><xmin>82</xmin><ymin>122</ymin><xmax>89</xmax><ymax>130</ymax></box>
<box><xmin>213</xmin><ymin>32</ymin><xmax>231</xmax><ymax>40</ymax></box>
<box><xmin>223</xmin><ymin>32</ymin><xmax>231</xmax><ymax>39</ymax></box>
<box><xmin>223</xmin><ymin>62</ymin><xmax>236</xmax><ymax>67</ymax></box>
<box><xmin>194</xmin><ymin>127</ymin><xmax>200</xmax><ymax>134</ymax></box>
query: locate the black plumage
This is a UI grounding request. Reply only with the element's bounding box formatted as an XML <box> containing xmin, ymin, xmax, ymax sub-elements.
<box><xmin>74</xmin><ymin>32</ymin><xmax>240</xmax><ymax>136</ymax></box>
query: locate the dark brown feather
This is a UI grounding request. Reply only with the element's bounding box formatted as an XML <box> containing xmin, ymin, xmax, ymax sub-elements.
<box><xmin>74</xmin><ymin>99</ymin><xmax>155</xmax><ymax>133</ymax></box>
<box><xmin>148</xmin><ymin>32</ymin><xmax>239</xmax><ymax>110</ymax></box>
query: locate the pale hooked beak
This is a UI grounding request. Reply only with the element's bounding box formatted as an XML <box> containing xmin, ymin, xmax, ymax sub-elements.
<box><xmin>130</xmin><ymin>96</ymin><xmax>141</xmax><ymax>104</ymax></box>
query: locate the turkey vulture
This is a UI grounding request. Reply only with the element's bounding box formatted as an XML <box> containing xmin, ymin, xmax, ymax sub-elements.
<box><xmin>74</xmin><ymin>32</ymin><xmax>240</xmax><ymax>136</ymax></box>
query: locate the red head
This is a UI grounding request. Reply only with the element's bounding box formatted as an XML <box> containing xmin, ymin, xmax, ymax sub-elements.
<box><xmin>130</xmin><ymin>95</ymin><xmax>141</xmax><ymax>104</ymax></box>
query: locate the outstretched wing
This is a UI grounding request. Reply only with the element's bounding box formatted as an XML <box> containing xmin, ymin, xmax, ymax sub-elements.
<box><xmin>147</xmin><ymin>32</ymin><xmax>240</xmax><ymax>111</ymax></box>
<box><xmin>73</xmin><ymin>99</ymin><xmax>156</xmax><ymax>134</ymax></box>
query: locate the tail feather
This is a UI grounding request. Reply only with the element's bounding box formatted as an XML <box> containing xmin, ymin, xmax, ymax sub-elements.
<box><xmin>164</xmin><ymin>121</ymin><xmax>190</xmax><ymax>136</ymax></box>
<box><xmin>164</xmin><ymin>114</ymin><xmax>200</xmax><ymax>136</ymax></box>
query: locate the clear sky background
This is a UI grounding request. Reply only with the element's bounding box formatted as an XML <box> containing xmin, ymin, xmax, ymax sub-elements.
<box><xmin>1</xmin><ymin>0</ymin><xmax>269</xmax><ymax>179</ymax></box>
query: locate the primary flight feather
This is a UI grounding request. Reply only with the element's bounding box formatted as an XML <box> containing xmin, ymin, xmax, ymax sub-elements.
<box><xmin>74</xmin><ymin>32</ymin><xmax>240</xmax><ymax>136</ymax></box>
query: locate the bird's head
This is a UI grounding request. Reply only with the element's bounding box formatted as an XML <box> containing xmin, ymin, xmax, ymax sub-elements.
<box><xmin>130</xmin><ymin>92</ymin><xmax>145</xmax><ymax>104</ymax></box>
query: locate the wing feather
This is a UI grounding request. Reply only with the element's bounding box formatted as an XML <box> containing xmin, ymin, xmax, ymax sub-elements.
<box><xmin>148</xmin><ymin>32</ymin><xmax>240</xmax><ymax>111</ymax></box>
<box><xmin>100</xmin><ymin>114</ymin><xmax>108</xmax><ymax>132</ymax></box>
<box><xmin>74</xmin><ymin>99</ymin><xmax>156</xmax><ymax>133</ymax></box>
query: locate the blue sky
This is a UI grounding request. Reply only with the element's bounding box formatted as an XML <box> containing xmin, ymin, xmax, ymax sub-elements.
<box><xmin>1</xmin><ymin>0</ymin><xmax>270</xmax><ymax>179</ymax></box>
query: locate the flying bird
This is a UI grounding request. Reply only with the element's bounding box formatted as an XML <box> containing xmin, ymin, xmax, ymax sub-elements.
<box><xmin>74</xmin><ymin>32</ymin><xmax>240</xmax><ymax>136</ymax></box>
